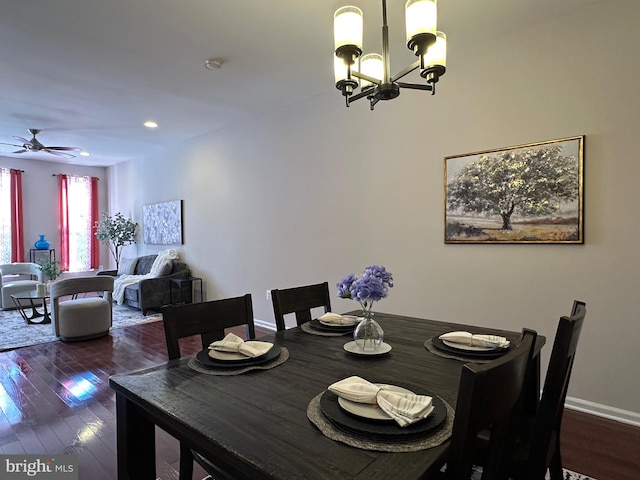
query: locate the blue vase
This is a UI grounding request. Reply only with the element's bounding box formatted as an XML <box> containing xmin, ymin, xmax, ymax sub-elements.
<box><xmin>34</xmin><ymin>235</ymin><xmax>51</xmax><ymax>250</ymax></box>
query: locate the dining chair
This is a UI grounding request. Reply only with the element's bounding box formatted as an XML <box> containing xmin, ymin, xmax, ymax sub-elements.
<box><xmin>161</xmin><ymin>294</ymin><xmax>255</xmax><ymax>480</ymax></box>
<box><xmin>509</xmin><ymin>300</ymin><xmax>587</xmax><ymax>480</ymax></box>
<box><xmin>442</xmin><ymin>329</ymin><xmax>538</xmax><ymax>480</ymax></box>
<box><xmin>270</xmin><ymin>281</ymin><xmax>331</xmax><ymax>331</ymax></box>
<box><xmin>473</xmin><ymin>301</ymin><xmax>587</xmax><ymax>480</ymax></box>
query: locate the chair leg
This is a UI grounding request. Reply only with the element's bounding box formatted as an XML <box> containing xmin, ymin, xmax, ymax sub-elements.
<box><xmin>179</xmin><ymin>442</ymin><xmax>194</xmax><ymax>480</ymax></box>
<box><xmin>548</xmin><ymin>444</ymin><xmax>564</xmax><ymax>480</ymax></box>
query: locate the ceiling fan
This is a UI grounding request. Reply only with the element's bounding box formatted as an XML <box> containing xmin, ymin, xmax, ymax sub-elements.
<box><xmin>0</xmin><ymin>128</ymin><xmax>82</xmax><ymax>157</ymax></box>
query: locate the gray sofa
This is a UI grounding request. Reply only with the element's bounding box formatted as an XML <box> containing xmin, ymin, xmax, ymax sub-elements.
<box><xmin>98</xmin><ymin>254</ymin><xmax>191</xmax><ymax>314</ymax></box>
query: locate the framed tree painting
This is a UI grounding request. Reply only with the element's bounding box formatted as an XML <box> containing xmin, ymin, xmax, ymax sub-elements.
<box><xmin>143</xmin><ymin>200</ymin><xmax>183</xmax><ymax>245</ymax></box>
<box><xmin>444</xmin><ymin>136</ymin><xmax>584</xmax><ymax>244</ymax></box>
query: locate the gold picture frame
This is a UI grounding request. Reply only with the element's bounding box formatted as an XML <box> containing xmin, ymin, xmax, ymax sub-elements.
<box><xmin>444</xmin><ymin>136</ymin><xmax>584</xmax><ymax>244</ymax></box>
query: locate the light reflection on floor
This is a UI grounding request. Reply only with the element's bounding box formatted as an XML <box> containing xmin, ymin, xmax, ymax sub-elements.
<box><xmin>55</xmin><ymin>371</ymin><xmax>102</xmax><ymax>407</ymax></box>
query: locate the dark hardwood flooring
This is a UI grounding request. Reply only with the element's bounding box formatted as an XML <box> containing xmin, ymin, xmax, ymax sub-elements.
<box><xmin>0</xmin><ymin>319</ymin><xmax>637</xmax><ymax>480</ymax></box>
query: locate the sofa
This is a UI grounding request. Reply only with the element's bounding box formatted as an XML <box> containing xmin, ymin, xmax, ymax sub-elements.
<box><xmin>98</xmin><ymin>254</ymin><xmax>191</xmax><ymax>314</ymax></box>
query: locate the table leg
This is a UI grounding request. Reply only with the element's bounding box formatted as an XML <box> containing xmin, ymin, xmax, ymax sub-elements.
<box><xmin>12</xmin><ymin>297</ymin><xmax>47</xmax><ymax>324</ymax></box>
<box><xmin>116</xmin><ymin>394</ymin><xmax>156</xmax><ymax>480</ymax></box>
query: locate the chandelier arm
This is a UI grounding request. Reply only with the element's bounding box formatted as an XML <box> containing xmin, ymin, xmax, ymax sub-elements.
<box><xmin>396</xmin><ymin>82</ymin><xmax>433</xmax><ymax>92</ymax></box>
<box><xmin>352</xmin><ymin>71</ymin><xmax>382</xmax><ymax>85</ymax></box>
<box><xmin>347</xmin><ymin>89</ymin><xmax>373</xmax><ymax>104</ymax></box>
<box><xmin>390</xmin><ymin>60</ymin><xmax>420</xmax><ymax>83</ymax></box>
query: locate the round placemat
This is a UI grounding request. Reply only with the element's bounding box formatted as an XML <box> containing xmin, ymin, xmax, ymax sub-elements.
<box><xmin>307</xmin><ymin>393</ymin><xmax>454</xmax><ymax>452</ymax></box>
<box><xmin>188</xmin><ymin>347</ymin><xmax>289</xmax><ymax>375</ymax></box>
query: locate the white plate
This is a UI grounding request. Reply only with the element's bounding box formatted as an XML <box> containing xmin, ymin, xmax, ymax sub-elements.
<box><xmin>343</xmin><ymin>341</ymin><xmax>392</xmax><ymax>356</ymax></box>
<box><xmin>338</xmin><ymin>384</ymin><xmax>417</xmax><ymax>421</ymax></box>
<box><xmin>319</xmin><ymin>315</ymin><xmax>362</xmax><ymax>327</ymax></box>
<box><xmin>441</xmin><ymin>340</ymin><xmax>496</xmax><ymax>352</ymax></box>
<box><xmin>208</xmin><ymin>349</ymin><xmax>252</xmax><ymax>361</ymax></box>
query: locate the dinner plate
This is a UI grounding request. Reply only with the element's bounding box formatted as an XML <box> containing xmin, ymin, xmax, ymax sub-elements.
<box><xmin>319</xmin><ymin>388</ymin><xmax>447</xmax><ymax>439</ymax></box>
<box><xmin>441</xmin><ymin>340</ymin><xmax>496</xmax><ymax>352</ymax></box>
<box><xmin>319</xmin><ymin>315</ymin><xmax>362</xmax><ymax>327</ymax></box>
<box><xmin>195</xmin><ymin>345</ymin><xmax>281</xmax><ymax>368</ymax></box>
<box><xmin>208</xmin><ymin>349</ymin><xmax>269</xmax><ymax>361</ymax></box>
<box><xmin>338</xmin><ymin>384</ymin><xmax>431</xmax><ymax>421</ymax></box>
<box><xmin>343</xmin><ymin>341</ymin><xmax>392</xmax><ymax>356</ymax></box>
<box><xmin>309</xmin><ymin>319</ymin><xmax>355</xmax><ymax>333</ymax></box>
<box><xmin>431</xmin><ymin>336</ymin><xmax>511</xmax><ymax>359</ymax></box>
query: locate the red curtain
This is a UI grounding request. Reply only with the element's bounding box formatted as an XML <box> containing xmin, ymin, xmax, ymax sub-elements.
<box><xmin>90</xmin><ymin>176</ymin><xmax>99</xmax><ymax>269</ymax></box>
<box><xmin>9</xmin><ymin>169</ymin><xmax>24</xmax><ymax>262</ymax></box>
<box><xmin>58</xmin><ymin>174</ymin><xmax>70</xmax><ymax>271</ymax></box>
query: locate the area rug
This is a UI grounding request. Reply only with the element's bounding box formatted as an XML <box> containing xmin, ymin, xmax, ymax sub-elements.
<box><xmin>470</xmin><ymin>466</ymin><xmax>596</xmax><ymax>479</ymax></box>
<box><xmin>0</xmin><ymin>304</ymin><xmax>162</xmax><ymax>351</ymax></box>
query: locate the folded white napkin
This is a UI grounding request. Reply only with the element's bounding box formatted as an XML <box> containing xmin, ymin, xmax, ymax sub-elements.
<box><xmin>439</xmin><ymin>331</ymin><xmax>510</xmax><ymax>348</ymax></box>
<box><xmin>318</xmin><ymin>312</ymin><xmax>361</xmax><ymax>326</ymax></box>
<box><xmin>208</xmin><ymin>333</ymin><xmax>274</xmax><ymax>358</ymax></box>
<box><xmin>328</xmin><ymin>376</ymin><xmax>433</xmax><ymax>427</ymax></box>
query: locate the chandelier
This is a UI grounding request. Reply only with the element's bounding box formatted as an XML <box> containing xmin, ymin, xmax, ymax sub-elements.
<box><xmin>334</xmin><ymin>0</ymin><xmax>447</xmax><ymax>110</ymax></box>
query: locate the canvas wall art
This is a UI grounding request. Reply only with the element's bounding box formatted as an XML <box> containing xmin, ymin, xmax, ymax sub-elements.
<box><xmin>444</xmin><ymin>136</ymin><xmax>584</xmax><ymax>244</ymax></box>
<box><xmin>143</xmin><ymin>200</ymin><xmax>183</xmax><ymax>245</ymax></box>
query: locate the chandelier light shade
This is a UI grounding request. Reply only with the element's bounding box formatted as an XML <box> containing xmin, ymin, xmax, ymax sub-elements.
<box><xmin>333</xmin><ymin>0</ymin><xmax>447</xmax><ymax>110</ymax></box>
<box><xmin>360</xmin><ymin>53</ymin><xmax>383</xmax><ymax>89</ymax></box>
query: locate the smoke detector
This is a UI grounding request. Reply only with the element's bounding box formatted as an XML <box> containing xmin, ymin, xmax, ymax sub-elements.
<box><xmin>205</xmin><ymin>58</ymin><xmax>224</xmax><ymax>70</ymax></box>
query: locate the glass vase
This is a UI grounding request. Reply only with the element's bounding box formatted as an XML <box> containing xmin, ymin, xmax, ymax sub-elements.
<box><xmin>353</xmin><ymin>312</ymin><xmax>384</xmax><ymax>351</ymax></box>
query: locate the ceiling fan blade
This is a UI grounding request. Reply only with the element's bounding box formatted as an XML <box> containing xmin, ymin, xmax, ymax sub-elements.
<box><xmin>43</xmin><ymin>149</ymin><xmax>75</xmax><ymax>158</ymax></box>
<box><xmin>0</xmin><ymin>142</ymin><xmax>23</xmax><ymax>147</ymax></box>
<box><xmin>47</xmin><ymin>146</ymin><xmax>82</xmax><ymax>151</ymax></box>
<box><xmin>13</xmin><ymin>149</ymin><xmax>28</xmax><ymax>154</ymax></box>
<box><xmin>13</xmin><ymin>136</ymin><xmax>32</xmax><ymax>144</ymax></box>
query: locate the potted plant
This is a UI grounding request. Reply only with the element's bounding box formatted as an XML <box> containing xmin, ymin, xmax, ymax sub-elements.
<box><xmin>94</xmin><ymin>212</ymin><xmax>138</xmax><ymax>270</ymax></box>
<box><xmin>37</xmin><ymin>259</ymin><xmax>65</xmax><ymax>282</ymax></box>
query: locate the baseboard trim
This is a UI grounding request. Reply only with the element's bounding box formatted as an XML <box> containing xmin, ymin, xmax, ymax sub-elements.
<box><xmin>564</xmin><ymin>396</ymin><xmax>640</xmax><ymax>428</ymax></box>
<box><xmin>254</xmin><ymin>317</ymin><xmax>640</xmax><ymax>429</ymax></box>
<box><xmin>255</xmin><ymin>319</ymin><xmax>276</xmax><ymax>331</ymax></box>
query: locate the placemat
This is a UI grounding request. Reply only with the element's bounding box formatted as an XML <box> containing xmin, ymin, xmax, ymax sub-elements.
<box><xmin>188</xmin><ymin>347</ymin><xmax>289</xmax><ymax>375</ymax></box>
<box><xmin>424</xmin><ymin>338</ymin><xmax>495</xmax><ymax>363</ymax></box>
<box><xmin>307</xmin><ymin>393</ymin><xmax>454</xmax><ymax>452</ymax></box>
<box><xmin>301</xmin><ymin>322</ymin><xmax>353</xmax><ymax>337</ymax></box>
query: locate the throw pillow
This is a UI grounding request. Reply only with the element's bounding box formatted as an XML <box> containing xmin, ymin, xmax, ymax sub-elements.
<box><xmin>149</xmin><ymin>249</ymin><xmax>179</xmax><ymax>276</ymax></box>
<box><xmin>117</xmin><ymin>258</ymin><xmax>138</xmax><ymax>276</ymax></box>
<box><xmin>157</xmin><ymin>261</ymin><xmax>173</xmax><ymax>277</ymax></box>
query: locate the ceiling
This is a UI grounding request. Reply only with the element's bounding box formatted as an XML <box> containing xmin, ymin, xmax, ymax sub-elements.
<box><xmin>0</xmin><ymin>0</ymin><xmax>597</xmax><ymax>167</ymax></box>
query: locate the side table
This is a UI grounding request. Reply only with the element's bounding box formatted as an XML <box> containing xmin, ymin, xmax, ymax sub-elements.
<box><xmin>168</xmin><ymin>277</ymin><xmax>203</xmax><ymax>305</ymax></box>
<box><xmin>30</xmin><ymin>248</ymin><xmax>56</xmax><ymax>264</ymax></box>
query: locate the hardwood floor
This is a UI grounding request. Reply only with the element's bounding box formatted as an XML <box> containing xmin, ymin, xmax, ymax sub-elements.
<box><xmin>0</xmin><ymin>319</ymin><xmax>637</xmax><ymax>480</ymax></box>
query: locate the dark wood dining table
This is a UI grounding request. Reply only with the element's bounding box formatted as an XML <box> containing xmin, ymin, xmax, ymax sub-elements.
<box><xmin>109</xmin><ymin>311</ymin><xmax>545</xmax><ymax>480</ymax></box>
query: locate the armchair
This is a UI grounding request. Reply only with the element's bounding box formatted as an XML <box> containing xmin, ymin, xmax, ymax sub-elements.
<box><xmin>0</xmin><ymin>262</ymin><xmax>45</xmax><ymax>310</ymax></box>
<box><xmin>50</xmin><ymin>276</ymin><xmax>114</xmax><ymax>341</ymax></box>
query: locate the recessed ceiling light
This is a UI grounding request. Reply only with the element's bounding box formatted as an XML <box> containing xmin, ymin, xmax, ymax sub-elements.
<box><xmin>79</xmin><ymin>151</ymin><xmax>90</xmax><ymax>157</ymax></box>
<box><xmin>144</xmin><ymin>121</ymin><xmax>158</xmax><ymax>128</ymax></box>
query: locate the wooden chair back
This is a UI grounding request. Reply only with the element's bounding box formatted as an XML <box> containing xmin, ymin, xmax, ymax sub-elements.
<box><xmin>271</xmin><ymin>281</ymin><xmax>331</xmax><ymax>331</ymax></box>
<box><xmin>161</xmin><ymin>294</ymin><xmax>255</xmax><ymax>360</ymax></box>
<box><xmin>445</xmin><ymin>329</ymin><xmax>538</xmax><ymax>480</ymax></box>
<box><xmin>522</xmin><ymin>301</ymin><xmax>586</xmax><ymax>479</ymax></box>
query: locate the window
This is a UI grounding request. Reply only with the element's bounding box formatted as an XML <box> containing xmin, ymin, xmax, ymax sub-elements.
<box><xmin>59</xmin><ymin>175</ymin><xmax>99</xmax><ymax>272</ymax></box>
<box><xmin>0</xmin><ymin>168</ymin><xmax>10</xmax><ymax>264</ymax></box>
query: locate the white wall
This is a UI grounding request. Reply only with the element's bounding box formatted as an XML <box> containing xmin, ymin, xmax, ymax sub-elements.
<box><xmin>0</xmin><ymin>156</ymin><xmax>109</xmax><ymax>269</ymax></box>
<box><xmin>108</xmin><ymin>1</ymin><xmax>640</xmax><ymax>416</ymax></box>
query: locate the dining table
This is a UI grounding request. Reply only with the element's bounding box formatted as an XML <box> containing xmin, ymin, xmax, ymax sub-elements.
<box><xmin>109</xmin><ymin>311</ymin><xmax>545</xmax><ymax>480</ymax></box>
